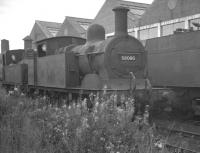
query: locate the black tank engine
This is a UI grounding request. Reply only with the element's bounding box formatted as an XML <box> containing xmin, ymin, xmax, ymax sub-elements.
<box><xmin>1</xmin><ymin>7</ymin><xmax>148</xmax><ymax>95</ymax></box>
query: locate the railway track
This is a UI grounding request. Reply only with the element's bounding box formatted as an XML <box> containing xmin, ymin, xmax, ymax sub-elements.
<box><xmin>165</xmin><ymin>143</ymin><xmax>199</xmax><ymax>153</ymax></box>
<box><xmin>156</xmin><ymin>123</ymin><xmax>200</xmax><ymax>153</ymax></box>
<box><xmin>157</xmin><ymin>125</ymin><xmax>200</xmax><ymax>140</ymax></box>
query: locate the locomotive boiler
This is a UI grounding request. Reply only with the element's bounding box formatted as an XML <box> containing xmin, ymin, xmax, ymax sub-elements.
<box><xmin>66</xmin><ymin>6</ymin><xmax>147</xmax><ymax>91</ymax></box>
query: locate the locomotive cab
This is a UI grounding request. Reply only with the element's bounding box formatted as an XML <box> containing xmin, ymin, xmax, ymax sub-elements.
<box><xmin>35</xmin><ymin>36</ymin><xmax>86</xmax><ymax>56</ymax></box>
<box><xmin>37</xmin><ymin>43</ymin><xmax>47</xmax><ymax>57</ymax></box>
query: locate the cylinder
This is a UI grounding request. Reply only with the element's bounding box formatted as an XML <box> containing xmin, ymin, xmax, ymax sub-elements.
<box><xmin>1</xmin><ymin>39</ymin><xmax>9</xmax><ymax>53</ymax></box>
<box><xmin>112</xmin><ymin>6</ymin><xmax>129</xmax><ymax>36</ymax></box>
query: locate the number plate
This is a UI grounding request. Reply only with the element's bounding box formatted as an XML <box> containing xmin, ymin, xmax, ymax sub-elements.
<box><xmin>121</xmin><ymin>55</ymin><xmax>136</xmax><ymax>61</ymax></box>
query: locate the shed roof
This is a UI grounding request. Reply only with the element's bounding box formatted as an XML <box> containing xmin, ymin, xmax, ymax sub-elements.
<box><xmin>93</xmin><ymin>0</ymin><xmax>149</xmax><ymax>34</ymax></box>
<box><xmin>56</xmin><ymin>16</ymin><xmax>92</xmax><ymax>37</ymax></box>
<box><xmin>35</xmin><ymin>20</ymin><xmax>62</xmax><ymax>37</ymax></box>
<box><xmin>139</xmin><ymin>0</ymin><xmax>200</xmax><ymax>26</ymax></box>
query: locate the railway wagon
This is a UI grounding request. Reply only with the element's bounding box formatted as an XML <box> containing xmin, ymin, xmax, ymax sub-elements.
<box><xmin>146</xmin><ymin>30</ymin><xmax>200</xmax><ymax>113</ymax></box>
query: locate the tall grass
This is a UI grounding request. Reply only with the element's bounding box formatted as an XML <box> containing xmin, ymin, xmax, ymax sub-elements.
<box><xmin>0</xmin><ymin>88</ymin><xmax>164</xmax><ymax>153</ymax></box>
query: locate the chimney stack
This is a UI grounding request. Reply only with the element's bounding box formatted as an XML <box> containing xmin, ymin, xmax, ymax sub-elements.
<box><xmin>1</xmin><ymin>39</ymin><xmax>9</xmax><ymax>53</ymax></box>
<box><xmin>23</xmin><ymin>36</ymin><xmax>32</xmax><ymax>50</ymax></box>
<box><xmin>112</xmin><ymin>6</ymin><xmax>129</xmax><ymax>36</ymax></box>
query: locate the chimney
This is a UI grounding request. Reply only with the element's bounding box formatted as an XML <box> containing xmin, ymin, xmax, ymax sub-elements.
<box><xmin>112</xmin><ymin>6</ymin><xmax>129</xmax><ymax>36</ymax></box>
<box><xmin>1</xmin><ymin>39</ymin><xmax>9</xmax><ymax>53</ymax></box>
<box><xmin>23</xmin><ymin>35</ymin><xmax>32</xmax><ymax>50</ymax></box>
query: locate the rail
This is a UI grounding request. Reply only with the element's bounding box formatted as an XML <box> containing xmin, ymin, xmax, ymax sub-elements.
<box><xmin>156</xmin><ymin>124</ymin><xmax>200</xmax><ymax>153</ymax></box>
<box><xmin>156</xmin><ymin>125</ymin><xmax>200</xmax><ymax>140</ymax></box>
<box><xmin>165</xmin><ymin>143</ymin><xmax>199</xmax><ymax>153</ymax></box>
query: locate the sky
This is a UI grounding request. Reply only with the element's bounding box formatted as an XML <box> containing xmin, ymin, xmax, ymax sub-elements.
<box><xmin>0</xmin><ymin>0</ymin><xmax>154</xmax><ymax>50</ymax></box>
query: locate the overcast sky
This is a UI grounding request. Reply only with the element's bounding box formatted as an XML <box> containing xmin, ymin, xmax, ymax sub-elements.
<box><xmin>0</xmin><ymin>0</ymin><xmax>153</xmax><ymax>50</ymax></box>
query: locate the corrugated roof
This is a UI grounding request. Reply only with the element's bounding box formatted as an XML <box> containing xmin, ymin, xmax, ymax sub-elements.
<box><xmin>139</xmin><ymin>0</ymin><xmax>200</xmax><ymax>26</ymax></box>
<box><xmin>120</xmin><ymin>0</ymin><xmax>149</xmax><ymax>9</ymax></box>
<box><xmin>65</xmin><ymin>16</ymin><xmax>92</xmax><ymax>34</ymax></box>
<box><xmin>92</xmin><ymin>0</ymin><xmax>149</xmax><ymax>34</ymax></box>
<box><xmin>56</xmin><ymin>16</ymin><xmax>92</xmax><ymax>38</ymax></box>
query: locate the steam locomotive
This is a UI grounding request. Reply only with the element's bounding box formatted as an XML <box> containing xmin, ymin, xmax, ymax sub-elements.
<box><xmin>1</xmin><ymin>7</ymin><xmax>149</xmax><ymax>100</ymax></box>
<box><xmin>1</xmin><ymin>6</ymin><xmax>200</xmax><ymax>116</ymax></box>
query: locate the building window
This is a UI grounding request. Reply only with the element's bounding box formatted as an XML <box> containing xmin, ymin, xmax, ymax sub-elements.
<box><xmin>80</xmin><ymin>24</ymin><xmax>89</xmax><ymax>30</ymax></box>
<box><xmin>189</xmin><ymin>18</ymin><xmax>200</xmax><ymax>30</ymax></box>
<box><xmin>129</xmin><ymin>31</ymin><xmax>135</xmax><ymax>37</ymax></box>
<box><xmin>139</xmin><ymin>29</ymin><xmax>148</xmax><ymax>40</ymax></box>
<box><xmin>47</xmin><ymin>27</ymin><xmax>59</xmax><ymax>37</ymax></box>
<box><xmin>138</xmin><ymin>27</ymin><xmax>158</xmax><ymax>40</ymax></box>
<box><xmin>173</xmin><ymin>22</ymin><xmax>185</xmax><ymax>31</ymax></box>
<box><xmin>161</xmin><ymin>22</ymin><xmax>184</xmax><ymax>36</ymax></box>
<box><xmin>162</xmin><ymin>24</ymin><xmax>173</xmax><ymax>36</ymax></box>
<box><xmin>149</xmin><ymin>27</ymin><xmax>158</xmax><ymax>39</ymax></box>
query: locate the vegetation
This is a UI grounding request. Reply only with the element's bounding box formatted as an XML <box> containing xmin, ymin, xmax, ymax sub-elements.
<box><xmin>0</xmin><ymin>88</ymin><xmax>168</xmax><ymax>153</ymax></box>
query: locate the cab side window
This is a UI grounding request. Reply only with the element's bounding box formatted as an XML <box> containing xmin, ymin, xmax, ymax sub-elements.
<box><xmin>37</xmin><ymin>44</ymin><xmax>47</xmax><ymax>57</ymax></box>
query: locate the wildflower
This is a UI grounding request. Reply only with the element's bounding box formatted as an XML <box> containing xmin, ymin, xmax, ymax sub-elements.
<box><xmin>117</xmin><ymin>107</ymin><xmax>123</xmax><ymax>113</ymax></box>
<box><xmin>95</xmin><ymin>101</ymin><xmax>99</xmax><ymax>107</ymax></box>
<box><xmin>20</xmin><ymin>92</ymin><xmax>25</xmax><ymax>96</ymax></box>
<box><xmin>154</xmin><ymin>140</ymin><xmax>164</xmax><ymax>149</ymax></box>
<box><xmin>8</xmin><ymin>90</ymin><xmax>14</xmax><ymax>96</ymax></box>
<box><xmin>82</xmin><ymin>117</ymin><xmax>89</xmax><ymax>128</ymax></box>
<box><xmin>103</xmin><ymin>84</ymin><xmax>107</xmax><ymax>95</ymax></box>
<box><xmin>120</xmin><ymin>94</ymin><xmax>126</xmax><ymax>105</ymax></box>
<box><xmin>82</xmin><ymin>98</ymin><xmax>87</xmax><ymax>109</ymax></box>
<box><xmin>55</xmin><ymin>107</ymin><xmax>58</xmax><ymax>111</ymax></box>
<box><xmin>133</xmin><ymin>145</ymin><xmax>140</xmax><ymax>153</ymax></box>
<box><xmin>94</xmin><ymin>116</ymin><xmax>99</xmax><ymax>122</ymax></box>
<box><xmin>19</xmin><ymin>101</ymin><xmax>23</xmax><ymax>106</ymax></box>
<box><xmin>98</xmin><ymin>102</ymin><xmax>105</xmax><ymax>112</ymax></box>
<box><xmin>42</xmin><ymin>95</ymin><xmax>46</xmax><ymax>100</ymax></box>
<box><xmin>100</xmin><ymin>137</ymin><xmax>105</xmax><ymax>141</ymax></box>
<box><xmin>54</xmin><ymin>127</ymin><xmax>61</xmax><ymax>132</ymax></box>
<box><xmin>76</xmin><ymin>128</ymin><xmax>82</xmax><ymax>138</ymax></box>
<box><xmin>14</xmin><ymin>86</ymin><xmax>18</xmax><ymax>91</ymax></box>
<box><xmin>113</xmin><ymin>93</ymin><xmax>118</xmax><ymax>104</ymax></box>
<box><xmin>89</xmin><ymin>92</ymin><xmax>94</xmax><ymax>101</ymax></box>
<box><xmin>72</xmin><ymin>103</ymin><xmax>76</xmax><ymax>108</ymax></box>
<box><xmin>76</xmin><ymin>104</ymin><xmax>81</xmax><ymax>114</ymax></box>
<box><xmin>105</xmin><ymin>142</ymin><xmax>114</xmax><ymax>150</ymax></box>
<box><xmin>94</xmin><ymin>92</ymin><xmax>100</xmax><ymax>103</ymax></box>
<box><xmin>62</xmin><ymin>104</ymin><xmax>67</xmax><ymax>108</ymax></box>
<box><xmin>65</xmin><ymin>129</ymin><xmax>68</xmax><ymax>136</ymax></box>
